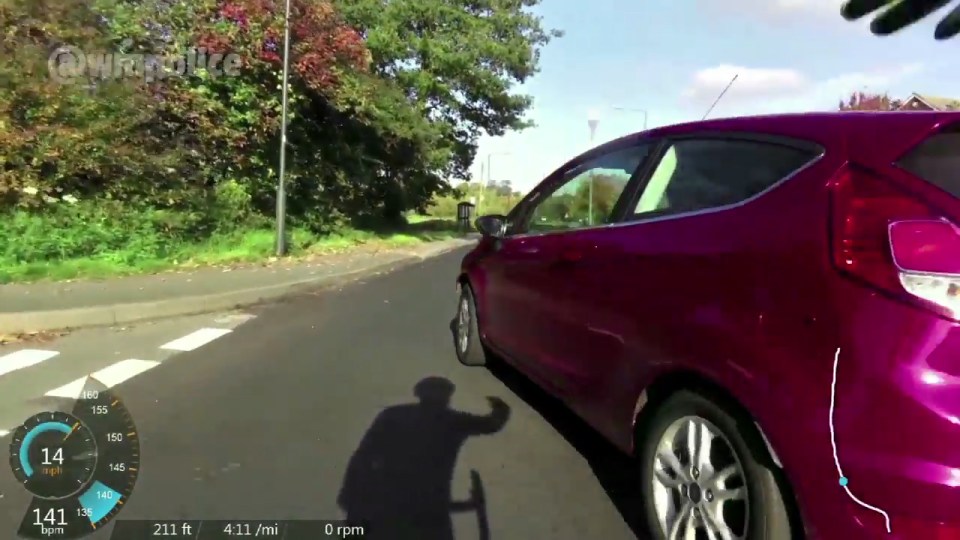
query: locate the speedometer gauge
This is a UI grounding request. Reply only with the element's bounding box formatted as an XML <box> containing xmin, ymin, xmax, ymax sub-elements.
<box><xmin>9</xmin><ymin>411</ymin><xmax>99</xmax><ymax>499</ymax></box>
<box><xmin>9</xmin><ymin>379</ymin><xmax>141</xmax><ymax>539</ymax></box>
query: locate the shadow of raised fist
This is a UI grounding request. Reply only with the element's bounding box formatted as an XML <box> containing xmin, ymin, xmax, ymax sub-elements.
<box><xmin>842</xmin><ymin>0</ymin><xmax>960</xmax><ymax>39</ymax></box>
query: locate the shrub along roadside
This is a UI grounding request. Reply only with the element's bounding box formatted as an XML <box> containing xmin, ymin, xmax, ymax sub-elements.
<box><xmin>0</xmin><ymin>201</ymin><xmax>463</xmax><ymax>284</ymax></box>
<box><xmin>1</xmin><ymin>0</ymin><xmax>559</xmax><ymax>238</ymax></box>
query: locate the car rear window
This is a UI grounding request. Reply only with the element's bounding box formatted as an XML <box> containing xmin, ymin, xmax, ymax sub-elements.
<box><xmin>631</xmin><ymin>138</ymin><xmax>820</xmax><ymax>218</ymax></box>
<box><xmin>898</xmin><ymin>127</ymin><xmax>960</xmax><ymax>199</ymax></box>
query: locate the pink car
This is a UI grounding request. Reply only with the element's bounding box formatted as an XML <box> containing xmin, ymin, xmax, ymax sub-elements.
<box><xmin>453</xmin><ymin>111</ymin><xmax>960</xmax><ymax>539</ymax></box>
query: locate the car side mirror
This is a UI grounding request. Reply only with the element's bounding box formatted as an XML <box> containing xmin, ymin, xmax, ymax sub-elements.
<box><xmin>475</xmin><ymin>214</ymin><xmax>507</xmax><ymax>238</ymax></box>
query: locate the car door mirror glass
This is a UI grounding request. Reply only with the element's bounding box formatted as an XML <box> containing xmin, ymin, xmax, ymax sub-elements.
<box><xmin>475</xmin><ymin>214</ymin><xmax>507</xmax><ymax>237</ymax></box>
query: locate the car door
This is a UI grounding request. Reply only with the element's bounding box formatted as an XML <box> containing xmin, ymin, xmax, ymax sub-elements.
<box><xmin>557</xmin><ymin>135</ymin><xmax>823</xmax><ymax>441</ymax></box>
<box><xmin>485</xmin><ymin>142</ymin><xmax>655</xmax><ymax>396</ymax></box>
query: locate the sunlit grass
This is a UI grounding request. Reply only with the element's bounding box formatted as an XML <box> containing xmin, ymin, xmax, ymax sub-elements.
<box><xmin>0</xmin><ymin>219</ymin><xmax>464</xmax><ymax>283</ymax></box>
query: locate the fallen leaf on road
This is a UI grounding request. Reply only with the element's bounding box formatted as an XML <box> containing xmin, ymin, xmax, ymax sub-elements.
<box><xmin>0</xmin><ymin>329</ymin><xmax>69</xmax><ymax>345</ymax></box>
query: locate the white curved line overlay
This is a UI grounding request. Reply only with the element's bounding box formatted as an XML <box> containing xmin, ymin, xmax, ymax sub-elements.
<box><xmin>830</xmin><ymin>347</ymin><xmax>892</xmax><ymax>533</ymax></box>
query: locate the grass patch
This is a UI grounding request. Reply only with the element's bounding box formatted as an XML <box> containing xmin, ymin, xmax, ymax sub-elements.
<box><xmin>0</xmin><ymin>218</ymin><xmax>465</xmax><ymax>284</ymax></box>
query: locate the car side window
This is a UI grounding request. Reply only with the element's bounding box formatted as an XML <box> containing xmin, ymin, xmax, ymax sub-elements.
<box><xmin>631</xmin><ymin>138</ymin><xmax>817</xmax><ymax>218</ymax></box>
<box><xmin>524</xmin><ymin>145</ymin><xmax>651</xmax><ymax>233</ymax></box>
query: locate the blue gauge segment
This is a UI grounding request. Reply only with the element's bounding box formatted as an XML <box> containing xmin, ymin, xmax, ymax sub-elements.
<box><xmin>19</xmin><ymin>421</ymin><xmax>72</xmax><ymax>477</ymax></box>
<box><xmin>12</xmin><ymin>382</ymin><xmax>141</xmax><ymax>538</ymax></box>
<box><xmin>77</xmin><ymin>481</ymin><xmax>121</xmax><ymax>524</ymax></box>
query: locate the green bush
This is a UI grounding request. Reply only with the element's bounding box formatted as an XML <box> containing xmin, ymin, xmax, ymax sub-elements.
<box><xmin>0</xmin><ymin>201</ymin><xmax>202</xmax><ymax>264</ymax></box>
<box><xmin>0</xmin><ymin>0</ymin><xmax>557</xmax><ymax>276</ymax></box>
<box><xmin>427</xmin><ymin>192</ymin><xmax>519</xmax><ymax>219</ymax></box>
<box><xmin>211</xmin><ymin>179</ymin><xmax>267</xmax><ymax>233</ymax></box>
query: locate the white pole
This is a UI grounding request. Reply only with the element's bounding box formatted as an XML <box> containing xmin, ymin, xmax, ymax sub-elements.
<box><xmin>587</xmin><ymin>109</ymin><xmax>600</xmax><ymax>225</ymax></box>
<box><xmin>588</xmin><ymin>131</ymin><xmax>594</xmax><ymax>225</ymax></box>
<box><xmin>478</xmin><ymin>153</ymin><xmax>509</xmax><ymax>216</ymax></box>
<box><xmin>477</xmin><ymin>162</ymin><xmax>485</xmax><ymax>215</ymax></box>
<box><xmin>275</xmin><ymin>0</ymin><xmax>293</xmax><ymax>256</ymax></box>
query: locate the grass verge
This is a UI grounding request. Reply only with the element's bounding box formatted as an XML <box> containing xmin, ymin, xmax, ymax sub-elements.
<box><xmin>0</xmin><ymin>218</ymin><xmax>466</xmax><ymax>284</ymax></box>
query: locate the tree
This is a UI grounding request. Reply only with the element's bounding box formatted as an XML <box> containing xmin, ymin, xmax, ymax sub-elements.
<box><xmin>0</xmin><ymin>0</ymin><xmax>194</xmax><ymax>212</ymax></box>
<box><xmin>93</xmin><ymin>0</ymin><xmax>450</xmax><ymax>230</ymax></box>
<box><xmin>333</xmin><ymin>0</ymin><xmax>562</xmax><ymax>219</ymax></box>
<box><xmin>2</xmin><ymin>0</ymin><xmax>563</xmax><ymax>254</ymax></box>
<box><xmin>571</xmin><ymin>174</ymin><xmax>624</xmax><ymax>224</ymax></box>
<box><xmin>838</xmin><ymin>91</ymin><xmax>903</xmax><ymax>111</ymax></box>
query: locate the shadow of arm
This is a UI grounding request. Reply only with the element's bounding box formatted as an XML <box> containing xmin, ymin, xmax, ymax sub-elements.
<box><xmin>458</xmin><ymin>397</ymin><xmax>511</xmax><ymax>435</ymax></box>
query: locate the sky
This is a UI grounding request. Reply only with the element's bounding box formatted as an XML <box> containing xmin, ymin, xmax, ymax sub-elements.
<box><xmin>473</xmin><ymin>0</ymin><xmax>960</xmax><ymax>194</ymax></box>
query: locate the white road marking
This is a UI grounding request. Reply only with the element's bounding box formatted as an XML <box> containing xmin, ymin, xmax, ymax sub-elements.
<box><xmin>213</xmin><ymin>313</ymin><xmax>256</xmax><ymax>325</ymax></box>
<box><xmin>45</xmin><ymin>377</ymin><xmax>89</xmax><ymax>399</ymax></box>
<box><xmin>91</xmin><ymin>359</ymin><xmax>160</xmax><ymax>387</ymax></box>
<box><xmin>0</xmin><ymin>349</ymin><xmax>59</xmax><ymax>377</ymax></box>
<box><xmin>45</xmin><ymin>359</ymin><xmax>160</xmax><ymax>399</ymax></box>
<box><xmin>0</xmin><ymin>429</ymin><xmax>9</xmax><ymax>438</ymax></box>
<box><xmin>160</xmin><ymin>328</ymin><xmax>232</xmax><ymax>351</ymax></box>
<box><xmin>830</xmin><ymin>347</ymin><xmax>892</xmax><ymax>533</ymax></box>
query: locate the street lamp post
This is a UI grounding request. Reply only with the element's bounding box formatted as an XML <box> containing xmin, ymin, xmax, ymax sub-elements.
<box><xmin>275</xmin><ymin>0</ymin><xmax>293</xmax><ymax>256</ymax></box>
<box><xmin>477</xmin><ymin>152</ymin><xmax>510</xmax><ymax>215</ymax></box>
<box><xmin>587</xmin><ymin>109</ymin><xmax>600</xmax><ymax>226</ymax></box>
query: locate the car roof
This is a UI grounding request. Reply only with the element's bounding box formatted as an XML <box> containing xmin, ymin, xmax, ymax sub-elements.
<box><xmin>590</xmin><ymin>111</ymin><xmax>960</xmax><ymax>159</ymax></box>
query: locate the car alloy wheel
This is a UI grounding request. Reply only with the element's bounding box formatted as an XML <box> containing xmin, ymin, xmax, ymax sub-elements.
<box><xmin>453</xmin><ymin>283</ymin><xmax>487</xmax><ymax>367</ymax></box>
<box><xmin>457</xmin><ymin>295</ymin><xmax>471</xmax><ymax>354</ymax></box>
<box><xmin>652</xmin><ymin>415</ymin><xmax>749</xmax><ymax>539</ymax></box>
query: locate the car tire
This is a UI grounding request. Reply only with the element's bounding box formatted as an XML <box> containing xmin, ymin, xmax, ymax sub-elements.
<box><xmin>453</xmin><ymin>283</ymin><xmax>487</xmax><ymax>367</ymax></box>
<box><xmin>638</xmin><ymin>390</ymin><xmax>793</xmax><ymax>540</ymax></box>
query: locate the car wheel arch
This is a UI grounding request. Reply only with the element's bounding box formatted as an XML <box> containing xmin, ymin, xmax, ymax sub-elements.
<box><xmin>456</xmin><ymin>274</ymin><xmax>487</xmax><ymax>336</ymax></box>
<box><xmin>630</xmin><ymin>369</ymin><xmax>781</xmax><ymax>465</ymax></box>
<box><xmin>630</xmin><ymin>369</ymin><xmax>808</xmax><ymax>537</ymax></box>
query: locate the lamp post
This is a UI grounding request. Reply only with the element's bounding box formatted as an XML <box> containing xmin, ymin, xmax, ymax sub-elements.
<box><xmin>587</xmin><ymin>108</ymin><xmax>600</xmax><ymax>226</ymax></box>
<box><xmin>275</xmin><ymin>0</ymin><xmax>293</xmax><ymax>256</ymax></box>
<box><xmin>612</xmin><ymin>106</ymin><xmax>649</xmax><ymax>130</ymax></box>
<box><xmin>478</xmin><ymin>152</ymin><xmax>510</xmax><ymax>215</ymax></box>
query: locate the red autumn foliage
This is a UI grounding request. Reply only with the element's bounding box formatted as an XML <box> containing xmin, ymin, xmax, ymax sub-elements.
<box><xmin>237</xmin><ymin>0</ymin><xmax>275</xmax><ymax>20</ymax></box>
<box><xmin>211</xmin><ymin>0</ymin><xmax>368</xmax><ymax>92</ymax></box>
<box><xmin>260</xmin><ymin>49</ymin><xmax>281</xmax><ymax>63</ymax></box>
<box><xmin>838</xmin><ymin>91</ymin><xmax>903</xmax><ymax>111</ymax></box>
<box><xmin>260</xmin><ymin>28</ymin><xmax>282</xmax><ymax>64</ymax></box>
<box><xmin>197</xmin><ymin>31</ymin><xmax>233</xmax><ymax>54</ymax></box>
<box><xmin>219</xmin><ymin>3</ymin><xmax>249</xmax><ymax>29</ymax></box>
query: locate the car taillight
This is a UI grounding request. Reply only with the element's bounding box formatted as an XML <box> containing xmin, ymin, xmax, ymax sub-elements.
<box><xmin>891</xmin><ymin>220</ymin><xmax>960</xmax><ymax>319</ymax></box>
<box><xmin>830</xmin><ymin>165</ymin><xmax>960</xmax><ymax>321</ymax></box>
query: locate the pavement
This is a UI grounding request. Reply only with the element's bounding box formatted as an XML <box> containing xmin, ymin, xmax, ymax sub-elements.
<box><xmin>0</xmin><ymin>247</ymin><xmax>646</xmax><ymax>540</ymax></box>
<box><xmin>0</xmin><ymin>237</ymin><xmax>477</xmax><ymax>334</ymax></box>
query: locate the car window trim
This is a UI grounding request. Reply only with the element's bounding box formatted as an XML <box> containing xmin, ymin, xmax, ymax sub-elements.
<box><xmin>618</xmin><ymin>131</ymin><xmax>825</xmax><ymax>225</ymax></box>
<box><xmin>610</xmin><ymin>137</ymin><xmax>670</xmax><ymax>223</ymax></box>
<box><xmin>506</xmin><ymin>137</ymin><xmax>659</xmax><ymax>238</ymax></box>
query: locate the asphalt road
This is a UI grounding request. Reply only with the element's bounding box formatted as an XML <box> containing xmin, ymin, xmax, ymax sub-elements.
<box><xmin>0</xmin><ymin>248</ymin><xmax>646</xmax><ymax>540</ymax></box>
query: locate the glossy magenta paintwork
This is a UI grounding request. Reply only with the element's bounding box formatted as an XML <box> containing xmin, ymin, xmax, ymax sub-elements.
<box><xmin>459</xmin><ymin>112</ymin><xmax>960</xmax><ymax>539</ymax></box>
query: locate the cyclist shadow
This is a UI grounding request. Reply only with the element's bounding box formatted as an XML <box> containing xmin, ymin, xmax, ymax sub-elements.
<box><xmin>338</xmin><ymin>376</ymin><xmax>511</xmax><ymax>540</ymax></box>
<box><xmin>484</xmin><ymin>358</ymin><xmax>650</xmax><ymax>539</ymax></box>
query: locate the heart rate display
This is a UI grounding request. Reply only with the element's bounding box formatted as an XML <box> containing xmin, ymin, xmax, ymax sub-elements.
<box><xmin>9</xmin><ymin>379</ymin><xmax>141</xmax><ymax>539</ymax></box>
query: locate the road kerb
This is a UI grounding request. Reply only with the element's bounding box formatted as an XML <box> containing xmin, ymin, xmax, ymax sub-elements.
<box><xmin>0</xmin><ymin>238</ymin><xmax>475</xmax><ymax>334</ymax></box>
